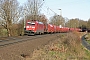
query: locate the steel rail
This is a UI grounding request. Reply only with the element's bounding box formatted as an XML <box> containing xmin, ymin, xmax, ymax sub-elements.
<box><xmin>0</xmin><ymin>34</ymin><xmax>57</xmax><ymax>48</ymax></box>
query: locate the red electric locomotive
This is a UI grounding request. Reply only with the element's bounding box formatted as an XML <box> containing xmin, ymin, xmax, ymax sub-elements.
<box><xmin>25</xmin><ymin>20</ymin><xmax>44</xmax><ymax>35</ymax></box>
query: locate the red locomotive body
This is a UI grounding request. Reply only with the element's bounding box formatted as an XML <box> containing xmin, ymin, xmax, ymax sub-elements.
<box><xmin>25</xmin><ymin>20</ymin><xmax>44</xmax><ymax>35</ymax></box>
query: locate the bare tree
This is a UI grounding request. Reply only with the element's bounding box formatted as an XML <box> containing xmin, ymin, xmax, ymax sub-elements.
<box><xmin>66</xmin><ymin>18</ymin><xmax>79</xmax><ymax>28</ymax></box>
<box><xmin>50</xmin><ymin>15</ymin><xmax>65</xmax><ymax>26</ymax></box>
<box><xmin>24</xmin><ymin>0</ymin><xmax>44</xmax><ymax>20</ymax></box>
<box><xmin>66</xmin><ymin>18</ymin><xmax>87</xmax><ymax>29</ymax></box>
<box><xmin>0</xmin><ymin>0</ymin><xmax>21</xmax><ymax>36</ymax></box>
<box><xmin>87</xmin><ymin>18</ymin><xmax>90</xmax><ymax>29</ymax></box>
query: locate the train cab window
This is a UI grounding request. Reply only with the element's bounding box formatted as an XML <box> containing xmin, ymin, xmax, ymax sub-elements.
<box><xmin>31</xmin><ymin>23</ymin><xmax>35</xmax><ymax>25</ymax></box>
<box><xmin>27</xmin><ymin>22</ymin><xmax>31</xmax><ymax>25</ymax></box>
<box><xmin>27</xmin><ymin>22</ymin><xmax>35</xmax><ymax>25</ymax></box>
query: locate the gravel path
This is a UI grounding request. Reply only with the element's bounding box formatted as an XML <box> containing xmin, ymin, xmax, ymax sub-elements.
<box><xmin>0</xmin><ymin>33</ymin><xmax>61</xmax><ymax>60</ymax></box>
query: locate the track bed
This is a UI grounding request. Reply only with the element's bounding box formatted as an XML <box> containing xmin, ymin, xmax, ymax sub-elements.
<box><xmin>0</xmin><ymin>33</ymin><xmax>64</xmax><ymax>60</ymax></box>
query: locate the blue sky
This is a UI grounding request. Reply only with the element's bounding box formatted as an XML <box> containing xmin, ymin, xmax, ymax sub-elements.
<box><xmin>18</xmin><ymin>0</ymin><xmax>90</xmax><ymax>21</ymax></box>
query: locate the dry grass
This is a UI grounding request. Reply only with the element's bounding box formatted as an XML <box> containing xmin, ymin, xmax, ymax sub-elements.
<box><xmin>26</xmin><ymin>32</ymin><xmax>90</xmax><ymax>60</ymax></box>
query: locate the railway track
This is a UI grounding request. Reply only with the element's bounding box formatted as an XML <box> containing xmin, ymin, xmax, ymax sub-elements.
<box><xmin>0</xmin><ymin>34</ymin><xmax>55</xmax><ymax>48</ymax></box>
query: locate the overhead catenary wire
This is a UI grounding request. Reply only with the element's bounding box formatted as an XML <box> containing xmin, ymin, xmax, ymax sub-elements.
<box><xmin>40</xmin><ymin>0</ymin><xmax>89</xmax><ymax>20</ymax></box>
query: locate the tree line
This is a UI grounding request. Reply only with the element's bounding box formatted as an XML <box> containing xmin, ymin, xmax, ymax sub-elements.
<box><xmin>49</xmin><ymin>15</ymin><xmax>90</xmax><ymax>31</ymax></box>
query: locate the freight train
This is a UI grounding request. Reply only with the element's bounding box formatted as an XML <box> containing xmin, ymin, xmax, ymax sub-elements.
<box><xmin>24</xmin><ymin>20</ymin><xmax>81</xmax><ymax>35</ymax></box>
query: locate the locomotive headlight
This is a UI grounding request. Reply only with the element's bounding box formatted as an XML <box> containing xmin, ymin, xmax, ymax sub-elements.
<box><xmin>26</xmin><ymin>26</ymin><xmax>29</xmax><ymax>28</ymax></box>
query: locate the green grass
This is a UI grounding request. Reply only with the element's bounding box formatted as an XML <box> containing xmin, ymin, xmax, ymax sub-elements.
<box><xmin>86</xmin><ymin>40</ymin><xmax>90</xmax><ymax>44</ymax></box>
<box><xmin>88</xmin><ymin>33</ymin><xmax>90</xmax><ymax>37</ymax></box>
<box><xmin>86</xmin><ymin>33</ymin><xmax>90</xmax><ymax>44</ymax></box>
<box><xmin>85</xmin><ymin>49</ymin><xmax>90</xmax><ymax>56</ymax></box>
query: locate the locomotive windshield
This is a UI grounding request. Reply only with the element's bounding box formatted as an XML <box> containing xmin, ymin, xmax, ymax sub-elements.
<box><xmin>27</xmin><ymin>22</ymin><xmax>35</xmax><ymax>25</ymax></box>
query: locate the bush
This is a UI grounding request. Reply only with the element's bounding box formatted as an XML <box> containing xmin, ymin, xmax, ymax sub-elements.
<box><xmin>0</xmin><ymin>29</ymin><xmax>7</xmax><ymax>37</ymax></box>
<box><xmin>28</xmin><ymin>32</ymin><xmax>90</xmax><ymax>60</ymax></box>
